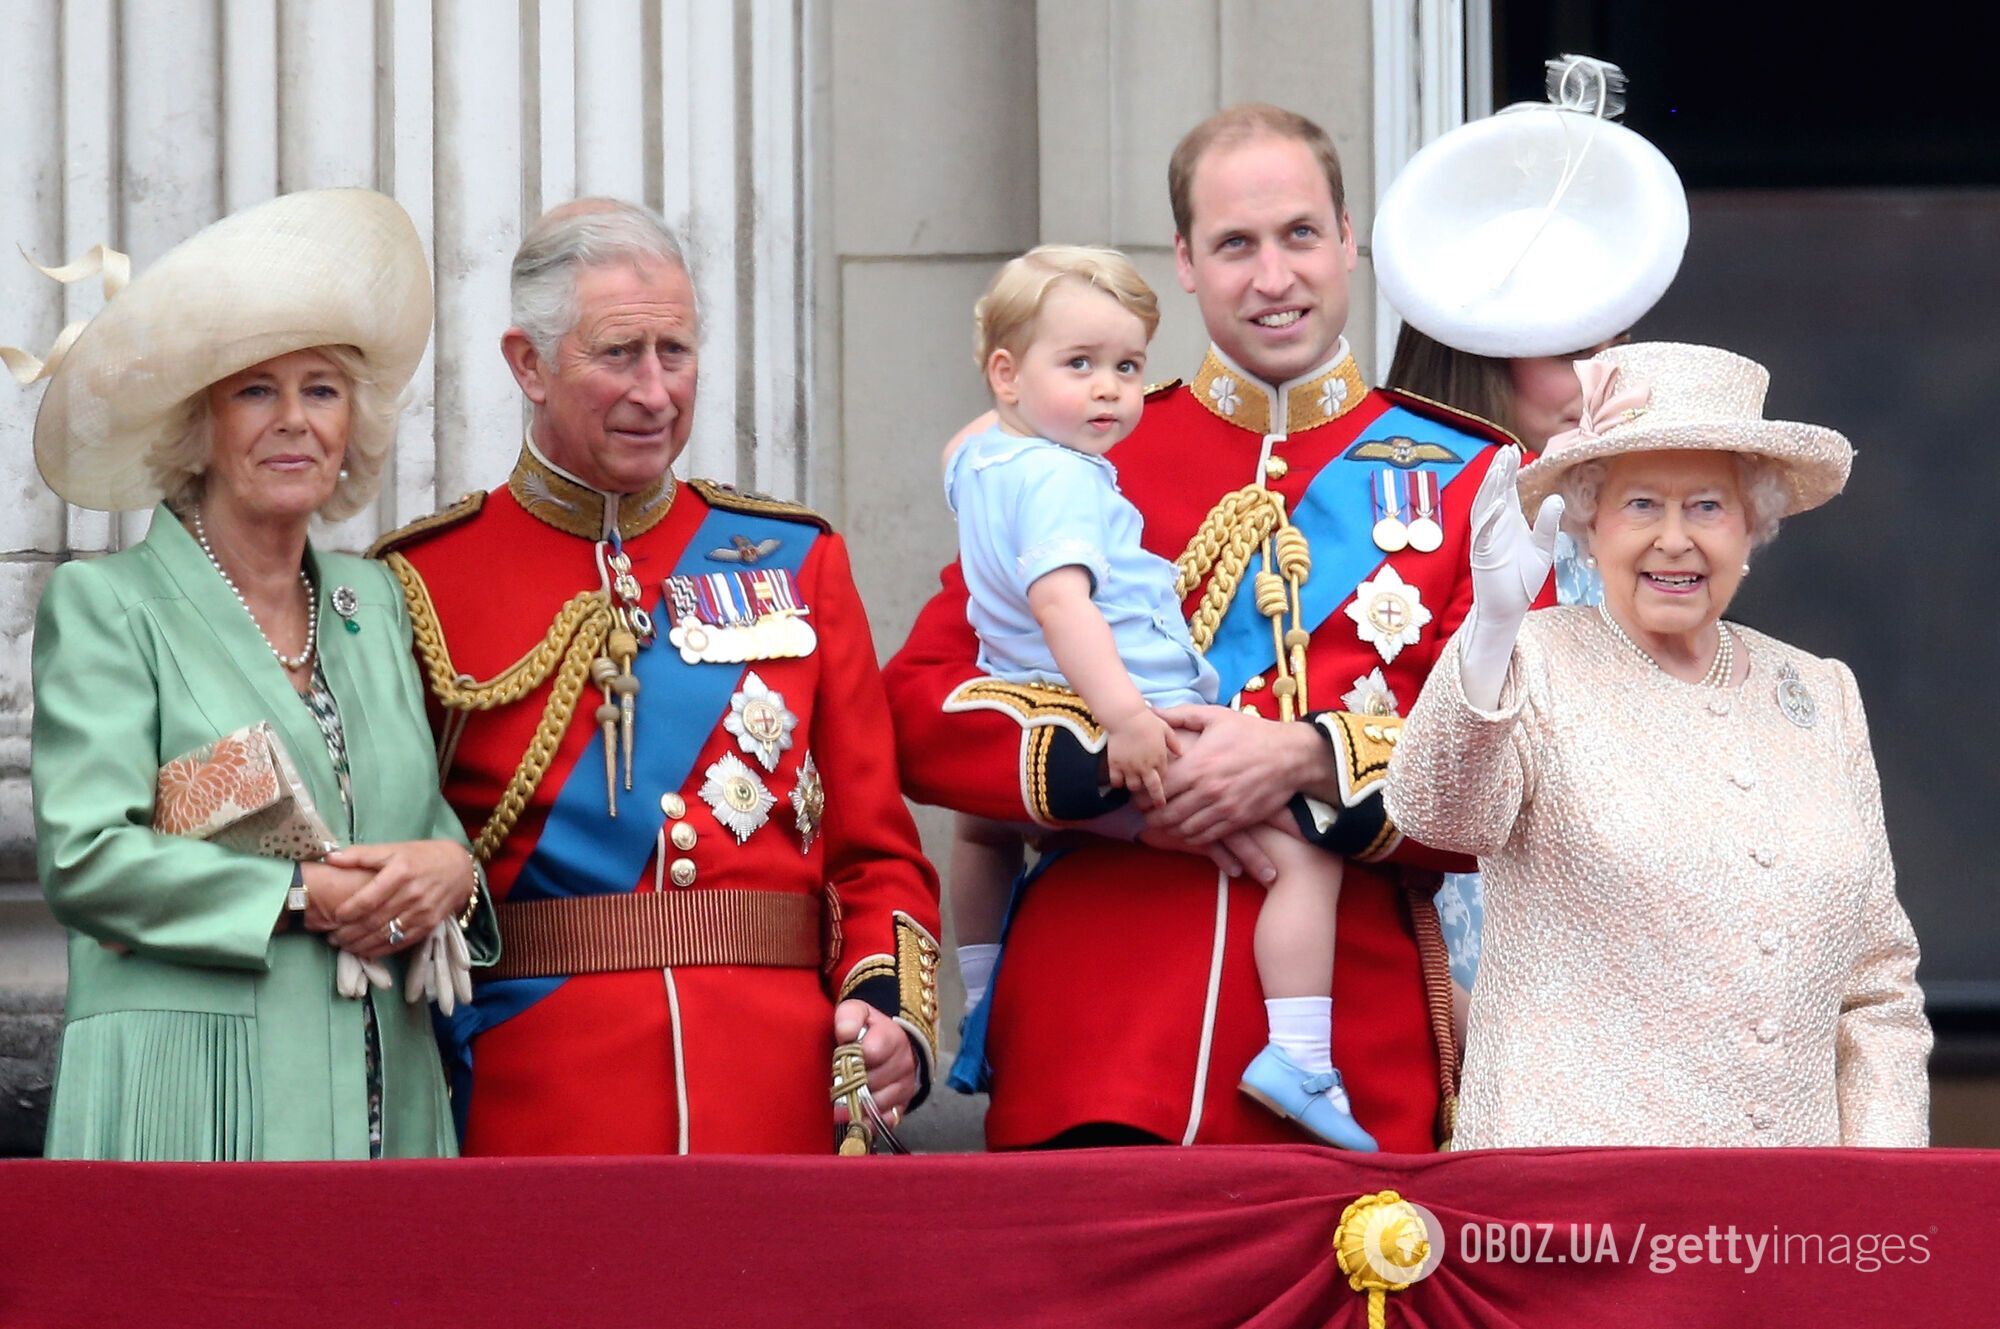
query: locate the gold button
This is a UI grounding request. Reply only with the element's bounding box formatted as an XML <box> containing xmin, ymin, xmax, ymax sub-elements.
<box><xmin>668</xmin><ymin>858</ymin><xmax>697</xmax><ymax>888</ymax></box>
<box><xmin>660</xmin><ymin>793</ymin><xmax>686</xmax><ymax>819</ymax></box>
<box><xmin>1264</xmin><ymin>457</ymin><xmax>1289</xmax><ymax>480</ymax></box>
<box><xmin>670</xmin><ymin>822</ymin><xmax>697</xmax><ymax>851</ymax></box>
<box><xmin>1242</xmin><ymin>676</ymin><xmax>1267</xmax><ymax>693</ymax></box>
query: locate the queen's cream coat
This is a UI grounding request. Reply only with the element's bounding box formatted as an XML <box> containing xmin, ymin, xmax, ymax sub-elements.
<box><xmin>1387</xmin><ymin>607</ymin><xmax>1930</xmax><ymax>1149</ymax></box>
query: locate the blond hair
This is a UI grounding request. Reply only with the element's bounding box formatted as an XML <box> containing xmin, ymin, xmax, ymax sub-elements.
<box><xmin>1168</xmin><ymin>103</ymin><xmax>1347</xmax><ymax>241</ymax></box>
<box><xmin>149</xmin><ymin>344</ymin><xmax>400</xmax><ymax>524</ymax></box>
<box><xmin>972</xmin><ymin>244</ymin><xmax>1159</xmax><ymax>372</ymax></box>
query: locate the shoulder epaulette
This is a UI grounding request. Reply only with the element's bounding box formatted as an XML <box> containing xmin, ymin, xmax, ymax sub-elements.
<box><xmin>688</xmin><ymin>477</ymin><xmax>831</xmax><ymax>532</ymax></box>
<box><xmin>366</xmin><ymin>490</ymin><xmax>487</xmax><ymax>560</ymax></box>
<box><xmin>1378</xmin><ymin>386</ymin><xmax>1522</xmax><ymax>450</ymax></box>
<box><xmin>1143</xmin><ymin>378</ymin><xmax>1183</xmax><ymax>401</ymax></box>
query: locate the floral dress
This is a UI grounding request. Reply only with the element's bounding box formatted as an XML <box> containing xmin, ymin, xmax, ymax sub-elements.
<box><xmin>300</xmin><ymin>662</ymin><xmax>385</xmax><ymax>1160</ymax></box>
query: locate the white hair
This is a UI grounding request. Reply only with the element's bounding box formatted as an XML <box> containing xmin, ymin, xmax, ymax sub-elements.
<box><xmin>1558</xmin><ymin>451</ymin><xmax>1789</xmax><ymax>557</ymax></box>
<box><xmin>149</xmin><ymin>343</ymin><xmax>397</xmax><ymax>523</ymax></box>
<box><xmin>510</xmin><ymin>198</ymin><xmax>696</xmax><ymax>359</ymax></box>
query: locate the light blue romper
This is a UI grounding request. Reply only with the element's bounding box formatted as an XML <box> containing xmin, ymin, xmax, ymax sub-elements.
<box><xmin>945</xmin><ymin>426</ymin><xmax>1218</xmax><ymax>707</ymax></box>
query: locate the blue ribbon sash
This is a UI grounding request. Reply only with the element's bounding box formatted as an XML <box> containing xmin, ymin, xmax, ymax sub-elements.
<box><xmin>1200</xmin><ymin>406</ymin><xmax>1480</xmax><ymax>698</ymax></box>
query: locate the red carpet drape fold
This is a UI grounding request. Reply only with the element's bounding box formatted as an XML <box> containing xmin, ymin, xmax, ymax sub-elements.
<box><xmin>2</xmin><ymin>1145</ymin><xmax>1992</xmax><ymax>1327</ymax></box>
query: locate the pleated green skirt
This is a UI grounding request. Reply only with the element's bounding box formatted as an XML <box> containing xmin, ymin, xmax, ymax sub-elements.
<box><xmin>44</xmin><ymin>1010</ymin><xmax>259</xmax><ymax>1160</ymax></box>
<box><xmin>44</xmin><ymin>937</ymin><xmax>460</xmax><ymax>1162</ymax></box>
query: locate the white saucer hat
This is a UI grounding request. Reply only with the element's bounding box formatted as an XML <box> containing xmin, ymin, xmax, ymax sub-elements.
<box><xmin>4</xmin><ymin>188</ymin><xmax>432</xmax><ymax>512</ymax></box>
<box><xmin>1373</xmin><ymin>56</ymin><xmax>1689</xmax><ymax>359</ymax></box>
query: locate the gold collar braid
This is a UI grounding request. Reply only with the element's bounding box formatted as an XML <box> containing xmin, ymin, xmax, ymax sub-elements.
<box><xmin>1188</xmin><ymin>345</ymin><xmax>1368</xmax><ymax>437</ymax></box>
<box><xmin>508</xmin><ymin>440</ymin><xmax>677</xmax><ymax>541</ymax></box>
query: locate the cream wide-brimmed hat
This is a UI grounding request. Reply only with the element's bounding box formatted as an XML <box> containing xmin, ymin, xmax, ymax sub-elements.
<box><xmin>18</xmin><ymin>188</ymin><xmax>432</xmax><ymax>512</ymax></box>
<box><xmin>1372</xmin><ymin>56</ymin><xmax>1688</xmax><ymax>359</ymax></box>
<box><xmin>1516</xmin><ymin>342</ymin><xmax>1854</xmax><ymax>517</ymax></box>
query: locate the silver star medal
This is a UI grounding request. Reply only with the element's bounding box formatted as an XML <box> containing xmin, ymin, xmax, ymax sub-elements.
<box><xmin>1341</xmin><ymin>667</ymin><xmax>1402</xmax><ymax>717</ymax></box>
<box><xmin>699</xmin><ymin>752</ymin><xmax>776</xmax><ymax>844</ymax></box>
<box><xmin>1775</xmin><ymin>662</ymin><xmax>1817</xmax><ymax>729</ymax></box>
<box><xmin>789</xmin><ymin>751</ymin><xmax>825</xmax><ymax>853</ymax></box>
<box><xmin>1345</xmin><ymin>566</ymin><xmax>1432</xmax><ymax>663</ymax></box>
<box><xmin>724</xmin><ymin>671</ymin><xmax>797</xmax><ymax>771</ymax></box>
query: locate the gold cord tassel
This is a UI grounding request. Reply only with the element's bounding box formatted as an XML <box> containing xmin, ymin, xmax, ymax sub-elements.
<box><xmin>608</xmin><ymin>625</ymin><xmax>640</xmax><ymax>790</ymax></box>
<box><xmin>591</xmin><ymin>656</ymin><xmax>620</xmax><ymax>816</ymax></box>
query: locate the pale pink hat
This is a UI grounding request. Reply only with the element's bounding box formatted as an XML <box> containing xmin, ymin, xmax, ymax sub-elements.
<box><xmin>1517</xmin><ymin>342</ymin><xmax>1854</xmax><ymax>517</ymax></box>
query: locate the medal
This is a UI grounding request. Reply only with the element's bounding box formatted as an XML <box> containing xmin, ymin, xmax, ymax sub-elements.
<box><xmin>1341</xmin><ymin>667</ymin><xmax>1402</xmax><ymax>717</ymax></box>
<box><xmin>664</xmin><ymin>570</ymin><xmax>817</xmax><ymax>663</ymax></box>
<box><xmin>725</xmin><ymin>671</ymin><xmax>797</xmax><ymax>771</ymax></box>
<box><xmin>1369</xmin><ymin>469</ymin><xmax>1409</xmax><ymax>553</ymax></box>
<box><xmin>699</xmin><ymin>752</ymin><xmax>776</xmax><ymax>843</ymax></box>
<box><xmin>1775</xmin><ymin>662</ymin><xmax>1817</xmax><ymax>729</ymax></box>
<box><xmin>1406</xmin><ymin>470</ymin><xmax>1443</xmax><ymax>553</ymax></box>
<box><xmin>790</xmin><ymin>751</ymin><xmax>824</xmax><ymax>853</ymax></box>
<box><xmin>1345</xmin><ymin>566</ymin><xmax>1433</xmax><ymax>664</ymax></box>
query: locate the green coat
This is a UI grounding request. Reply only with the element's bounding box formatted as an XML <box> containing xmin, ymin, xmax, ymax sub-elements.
<box><xmin>32</xmin><ymin>504</ymin><xmax>499</xmax><ymax>1160</ymax></box>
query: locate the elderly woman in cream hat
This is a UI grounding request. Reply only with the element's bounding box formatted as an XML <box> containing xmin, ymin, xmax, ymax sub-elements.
<box><xmin>10</xmin><ymin>189</ymin><xmax>496</xmax><ymax>1160</ymax></box>
<box><xmin>1384</xmin><ymin>341</ymin><xmax>1931</xmax><ymax>1148</ymax></box>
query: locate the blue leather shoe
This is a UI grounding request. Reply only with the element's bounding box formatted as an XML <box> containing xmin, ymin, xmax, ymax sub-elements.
<box><xmin>1239</xmin><ymin>1043</ymin><xmax>1379</xmax><ymax>1151</ymax></box>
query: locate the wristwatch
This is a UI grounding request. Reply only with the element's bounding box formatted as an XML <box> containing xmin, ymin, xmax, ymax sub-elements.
<box><xmin>287</xmin><ymin>862</ymin><xmax>309</xmax><ymax>923</ymax></box>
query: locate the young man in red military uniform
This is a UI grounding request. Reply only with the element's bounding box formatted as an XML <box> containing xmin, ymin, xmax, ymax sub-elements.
<box><xmin>886</xmin><ymin>105</ymin><xmax>1537</xmax><ymax>1152</ymax></box>
<box><xmin>374</xmin><ymin>199</ymin><xmax>940</xmax><ymax>1155</ymax></box>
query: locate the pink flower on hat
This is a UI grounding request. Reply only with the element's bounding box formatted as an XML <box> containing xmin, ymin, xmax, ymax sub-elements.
<box><xmin>1544</xmin><ymin>361</ymin><xmax>1652</xmax><ymax>458</ymax></box>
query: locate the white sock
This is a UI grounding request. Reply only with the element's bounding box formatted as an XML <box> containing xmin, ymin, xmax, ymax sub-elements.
<box><xmin>1266</xmin><ymin>996</ymin><xmax>1334</xmax><ymax>1076</ymax></box>
<box><xmin>959</xmin><ymin>943</ymin><xmax>1001</xmax><ymax>1010</ymax></box>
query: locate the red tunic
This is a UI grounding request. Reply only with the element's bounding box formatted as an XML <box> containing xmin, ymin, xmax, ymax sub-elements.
<box><xmin>885</xmin><ymin>346</ymin><xmax>1521</xmax><ymax>1151</ymax></box>
<box><xmin>380</xmin><ymin>451</ymin><xmax>940</xmax><ymax>1155</ymax></box>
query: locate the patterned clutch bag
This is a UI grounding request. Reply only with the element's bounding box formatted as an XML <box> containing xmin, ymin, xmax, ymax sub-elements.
<box><xmin>153</xmin><ymin>721</ymin><xmax>338</xmax><ymax>861</ymax></box>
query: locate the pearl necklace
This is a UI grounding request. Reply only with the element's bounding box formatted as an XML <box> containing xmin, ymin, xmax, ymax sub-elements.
<box><xmin>191</xmin><ymin>510</ymin><xmax>318</xmax><ymax>671</ymax></box>
<box><xmin>1597</xmin><ymin>603</ymin><xmax>1734</xmax><ymax>688</ymax></box>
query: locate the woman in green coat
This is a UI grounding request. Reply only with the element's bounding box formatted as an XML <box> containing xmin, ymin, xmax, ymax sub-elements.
<box><xmin>17</xmin><ymin>189</ymin><xmax>497</xmax><ymax>1160</ymax></box>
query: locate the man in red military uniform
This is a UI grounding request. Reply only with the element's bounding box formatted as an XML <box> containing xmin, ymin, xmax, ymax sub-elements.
<box><xmin>886</xmin><ymin>105</ymin><xmax>1535</xmax><ymax>1151</ymax></box>
<box><xmin>374</xmin><ymin>199</ymin><xmax>940</xmax><ymax>1155</ymax></box>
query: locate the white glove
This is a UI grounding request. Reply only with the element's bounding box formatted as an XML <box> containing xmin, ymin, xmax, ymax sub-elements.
<box><xmin>335</xmin><ymin>948</ymin><xmax>393</xmax><ymax>1000</ymax></box>
<box><xmin>1460</xmin><ymin>446</ymin><xmax>1563</xmax><ymax>711</ymax></box>
<box><xmin>404</xmin><ymin>923</ymin><xmax>475</xmax><ymax>1016</ymax></box>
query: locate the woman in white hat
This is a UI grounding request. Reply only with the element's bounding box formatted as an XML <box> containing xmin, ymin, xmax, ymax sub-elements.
<box><xmin>12</xmin><ymin>189</ymin><xmax>496</xmax><ymax>1159</ymax></box>
<box><xmin>1374</xmin><ymin>56</ymin><xmax>1691</xmax><ymax>1049</ymax></box>
<box><xmin>1384</xmin><ymin>342</ymin><xmax>1932</xmax><ymax>1148</ymax></box>
<box><xmin>1377</xmin><ymin>55</ymin><xmax>1690</xmax><ymax>609</ymax></box>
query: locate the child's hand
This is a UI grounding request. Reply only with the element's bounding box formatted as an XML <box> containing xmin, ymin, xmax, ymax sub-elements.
<box><xmin>1106</xmin><ymin>708</ymin><xmax>1181</xmax><ymax>806</ymax></box>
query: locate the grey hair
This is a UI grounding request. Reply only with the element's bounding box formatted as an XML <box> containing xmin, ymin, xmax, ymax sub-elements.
<box><xmin>149</xmin><ymin>344</ymin><xmax>398</xmax><ymax>523</ymax></box>
<box><xmin>1557</xmin><ymin>452</ymin><xmax>1789</xmax><ymax>556</ymax></box>
<box><xmin>510</xmin><ymin>198</ymin><xmax>696</xmax><ymax>359</ymax></box>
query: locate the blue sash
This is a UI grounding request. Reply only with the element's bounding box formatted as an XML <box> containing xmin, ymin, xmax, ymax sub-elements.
<box><xmin>1201</xmin><ymin>406</ymin><xmax>1479</xmax><ymax>697</ymax></box>
<box><xmin>441</xmin><ymin>506</ymin><xmax>819</xmax><ymax>1133</ymax></box>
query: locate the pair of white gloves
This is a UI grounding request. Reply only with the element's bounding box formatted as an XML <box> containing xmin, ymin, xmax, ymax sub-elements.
<box><xmin>334</xmin><ymin>925</ymin><xmax>475</xmax><ymax>1015</ymax></box>
<box><xmin>1459</xmin><ymin>447</ymin><xmax>1566</xmax><ymax>712</ymax></box>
